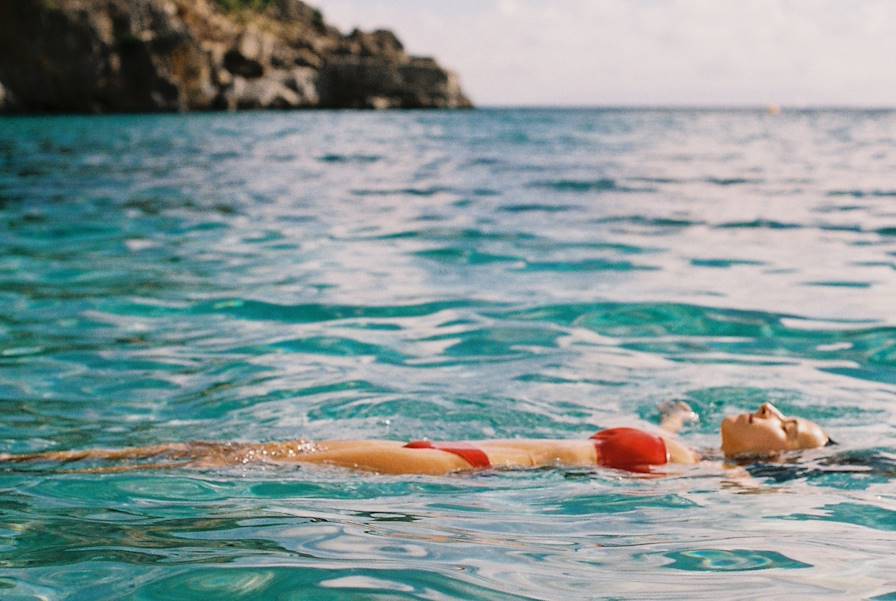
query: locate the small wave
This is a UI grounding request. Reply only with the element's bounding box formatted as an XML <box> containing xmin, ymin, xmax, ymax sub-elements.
<box><xmin>718</xmin><ymin>219</ymin><xmax>802</xmax><ymax>230</ymax></box>
<box><xmin>851</xmin><ymin>261</ymin><xmax>896</xmax><ymax>271</ymax></box>
<box><xmin>629</xmin><ymin>176</ymin><xmax>681</xmax><ymax>184</ymax></box>
<box><xmin>529</xmin><ymin>178</ymin><xmax>655</xmax><ymax>193</ymax></box>
<box><xmin>593</xmin><ymin>215</ymin><xmax>699</xmax><ymax>227</ymax></box>
<box><xmin>369</xmin><ymin>227</ymin><xmax>539</xmax><ymax>243</ymax></box>
<box><xmin>541</xmin><ymin>240</ymin><xmax>658</xmax><ymax>255</ymax></box>
<box><xmin>414</xmin><ymin>247</ymin><xmax>522</xmax><ymax>265</ymax></box>
<box><xmin>804</xmin><ymin>280</ymin><xmax>872</xmax><ymax>288</ymax></box>
<box><xmin>195</xmin><ymin>299</ymin><xmax>499</xmax><ymax>323</ymax></box>
<box><xmin>135</xmin><ymin>566</ymin><xmax>535</xmax><ymax>601</ymax></box>
<box><xmin>317</xmin><ymin>153</ymin><xmax>382</xmax><ymax>163</ymax></box>
<box><xmin>464</xmin><ymin>156</ymin><xmax>502</xmax><ymax>166</ymax></box>
<box><xmin>498</xmin><ymin>203</ymin><xmax>578</xmax><ymax>213</ymax></box>
<box><xmin>827</xmin><ymin>189</ymin><xmax>896</xmax><ymax>198</ymax></box>
<box><xmin>704</xmin><ymin>177</ymin><xmax>764</xmax><ymax>186</ymax></box>
<box><xmin>472</xmin><ymin>187</ymin><xmax>500</xmax><ymax>196</ymax></box>
<box><xmin>819</xmin><ymin>223</ymin><xmax>862</xmax><ymax>233</ymax></box>
<box><xmin>518</xmin><ymin>259</ymin><xmax>658</xmax><ymax>272</ymax></box>
<box><xmin>271</xmin><ymin>336</ymin><xmax>407</xmax><ymax>364</ymax></box>
<box><xmin>505</xmin><ymin>301</ymin><xmax>895</xmax><ymax>342</ymax></box>
<box><xmin>207</xmin><ymin>150</ymin><xmax>240</xmax><ymax>161</ymax></box>
<box><xmin>514</xmin><ymin>373</ymin><xmax>626</xmax><ymax>387</ymax></box>
<box><xmin>626</xmin><ymin>176</ymin><xmax>764</xmax><ymax>186</ymax></box>
<box><xmin>659</xmin><ymin>548</ymin><xmax>810</xmax><ymax>572</ymax></box>
<box><xmin>412</xmin><ymin>325</ymin><xmax>563</xmax><ymax>363</ymax></box>
<box><xmin>352</xmin><ymin>186</ymin><xmax>455</xmax><ymax>197</ymax></box>
<box><xmin>690</xmin><ymin>258</ymin><xmax>765</xmax><ymax>268</ymax></box>
<box><xmin>823</xmin><ymin>365</ymin><xmax>896</xmax><ymax>385</ymax></box>
<box><xmin>814</xmin><ymin>204</ymin><xmax>866</xmax><ymax>213</ymax></box>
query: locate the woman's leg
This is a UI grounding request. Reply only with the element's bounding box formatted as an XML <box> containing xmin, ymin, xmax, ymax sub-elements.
<box><xmin>0</xmin><ymin>443</ymin><xmax>193</xmax><ymax>464</ymax></box>
<box><xmin>292</xmin><ymin>445</ymin><xmax>469</xmax><ymax>475</ymax></box>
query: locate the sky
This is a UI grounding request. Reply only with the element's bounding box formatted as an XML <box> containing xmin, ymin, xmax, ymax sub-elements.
<box><xmin>313</xmin><ymin>0</ymin><xmax>896</xmax><ymax>107</ymax></box>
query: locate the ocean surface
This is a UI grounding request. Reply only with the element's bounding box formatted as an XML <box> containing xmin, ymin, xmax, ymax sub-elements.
<box><xmin>1</xmin><ymin>108</ymin><xmax>895</xmax><ymax>600</ymax></box>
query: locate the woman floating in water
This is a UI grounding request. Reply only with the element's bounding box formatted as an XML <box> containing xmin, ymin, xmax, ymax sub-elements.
<box><xmin>0</xmin><ymin>402</ymin><xmax>830</xmax><ymax>475</ymax></box>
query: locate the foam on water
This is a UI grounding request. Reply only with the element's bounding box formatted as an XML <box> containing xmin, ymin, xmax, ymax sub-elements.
<box><xmin>1</xmin><ymin>108</ymin><xmax>895</xmax><ymax>599</ymax></box>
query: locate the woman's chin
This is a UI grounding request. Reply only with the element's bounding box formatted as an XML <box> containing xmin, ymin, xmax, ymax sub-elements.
<box><xmin>721</xmin><ymin>431</ymin><xmax>774</xmax><ymax>458</ymax></box>
<box><xmin>720</xmin><ymin>417</ymin><xmax>741</xmax><ymax>454</ymax></box>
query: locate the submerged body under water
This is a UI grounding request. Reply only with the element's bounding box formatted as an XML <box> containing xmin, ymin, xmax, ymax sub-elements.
<box><xmin>0</xmin><ymin>108</ymin><xmax>895</xmax><ymax>599</ymax></box>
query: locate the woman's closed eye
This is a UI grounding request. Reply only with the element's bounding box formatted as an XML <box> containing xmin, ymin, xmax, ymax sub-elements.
<box><xmin>756</xmin><ymin>403</ymin><xmax>785</xmax><ymax>420</ymax></box>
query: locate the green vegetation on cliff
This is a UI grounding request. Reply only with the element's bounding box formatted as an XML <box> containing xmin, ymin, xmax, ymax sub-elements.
<box><xmin>215</xmin><ymin>0</ymin><xmax>324</xmax><ymax>27</ymax></box>
<box><xmin>215</xmin><ymin>0</ymin><xmax>275</xmax><ymax>12</ymax></box>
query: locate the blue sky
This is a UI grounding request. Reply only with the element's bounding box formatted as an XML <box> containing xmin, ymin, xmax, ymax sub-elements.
<box><xmin>314</xmin><ymin>0</ymin><xmax>896</xmax><ymax>106</ymax></box>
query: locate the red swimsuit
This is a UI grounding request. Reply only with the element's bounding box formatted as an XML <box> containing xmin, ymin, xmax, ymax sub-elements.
<box><xmin>404</xmin><ymin>427</ymin><xmax>668</xmax><ymax>472</ymax></box>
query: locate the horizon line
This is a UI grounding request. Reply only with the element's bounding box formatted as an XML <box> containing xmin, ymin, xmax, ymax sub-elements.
<box><xmin>475</xmin><ymin>103</ymin><xmax>896</xmax><ymax>111</ymax></box>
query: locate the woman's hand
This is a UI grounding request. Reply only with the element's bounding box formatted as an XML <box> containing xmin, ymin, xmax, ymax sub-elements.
<box><xmin>659</xmin><ymin>400</ymin><xmax>699</xmax><ymax>434</ymax></box>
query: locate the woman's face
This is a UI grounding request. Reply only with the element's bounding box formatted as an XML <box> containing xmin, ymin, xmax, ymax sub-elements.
<box><xmin>721</xmin><ymin>402</ymin><xmax>828</xmax><ymax>457</ymax></box>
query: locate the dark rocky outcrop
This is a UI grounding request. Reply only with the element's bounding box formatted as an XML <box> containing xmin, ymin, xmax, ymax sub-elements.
<box><xmin>0</xmin><ymin>82</ymin><xmax>13</xmax><ymax>112</ymax></box>
<box><xmin>0</xmin><ymin>0</ymin><xmax>472</xmax><ymax>113</ymax></box>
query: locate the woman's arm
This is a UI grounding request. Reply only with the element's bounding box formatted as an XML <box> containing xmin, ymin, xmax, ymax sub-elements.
<box><xmin>659</xmin><ymin>435</ymin><xmax>700</xmax><ymax>464</ymax></box>
<box><xmin>654</xmin><ymin>402</ymin><xmax>701</xmax><ymax>463</ymax></box>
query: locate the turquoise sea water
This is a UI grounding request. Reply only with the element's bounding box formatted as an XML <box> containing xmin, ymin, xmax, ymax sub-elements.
<box><xmin>1</xmin><ymin>108</ymin><xmax>895</xmax><ymax>599</ymax></box>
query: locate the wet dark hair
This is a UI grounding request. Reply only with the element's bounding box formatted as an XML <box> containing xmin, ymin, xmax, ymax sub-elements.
<box><xmin>746</xmin><ymin>448</ymin><xmax>895</xmax><ymax>484</ymax></box>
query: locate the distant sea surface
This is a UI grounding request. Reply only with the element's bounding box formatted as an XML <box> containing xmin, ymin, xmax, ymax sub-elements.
<box><xmin>1</xmin><ymin>109</ymin><xmax>895</xmax><ymax>600</ymax></box>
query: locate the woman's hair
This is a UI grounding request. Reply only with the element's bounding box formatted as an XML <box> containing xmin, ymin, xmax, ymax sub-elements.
<box><xmin>745</xmin><ymin>448</ymin><xmax>894</xmax><ymax>484</ymax></box>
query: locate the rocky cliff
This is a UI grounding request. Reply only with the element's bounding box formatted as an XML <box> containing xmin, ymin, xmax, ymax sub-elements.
<box><xmin>0</xmin><ymin>0</ymin><xmax>472</xmax><ymax>113</ymax></box>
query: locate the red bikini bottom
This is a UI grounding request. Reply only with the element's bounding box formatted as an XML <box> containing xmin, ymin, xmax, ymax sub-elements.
<box><xmin>403</xmin><ymin>440</ymin><xmax>492</xmax><ymax>469</ymax></box>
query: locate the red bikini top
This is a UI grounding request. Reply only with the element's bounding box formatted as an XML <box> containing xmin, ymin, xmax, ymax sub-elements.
<box><xmin>590</xmin><ymin>427</ymin><xmax>669</xmax><ymax>472</ymax></box>
<box><xmin>404</xmin><ymin>440</ymin><xmax>492</xmax><ymax>469</ymax></box>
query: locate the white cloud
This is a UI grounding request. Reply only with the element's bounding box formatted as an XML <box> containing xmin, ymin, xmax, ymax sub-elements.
<box><xmin>313</xmin><ymin>0</ymin><xmax>896</xmax><ymax>106</ymax></box>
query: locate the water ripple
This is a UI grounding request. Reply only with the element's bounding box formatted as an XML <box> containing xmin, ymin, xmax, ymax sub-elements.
<box><xmin>1</xmin><ymin>109</ymin><xmax>896</xmax><ymax>599</ymax></box>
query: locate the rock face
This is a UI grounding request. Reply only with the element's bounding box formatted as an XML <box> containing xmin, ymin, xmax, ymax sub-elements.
<box><xmin>0</xmin><ymin>0</ymin><xmax>472</xmax><ymax>113</ymax></box>
<box><xmin>0</xmin><ymin>82</ymin><xmax>11</xmax><ymax>112</ymax></box>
